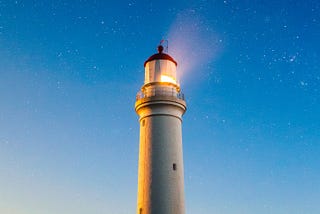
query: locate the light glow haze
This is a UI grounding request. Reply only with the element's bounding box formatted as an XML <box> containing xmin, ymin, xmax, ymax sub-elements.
<box><xmin>167</xmin><ymin>9</ymin><xmax>222</xmax><ymax>84</ymax></box>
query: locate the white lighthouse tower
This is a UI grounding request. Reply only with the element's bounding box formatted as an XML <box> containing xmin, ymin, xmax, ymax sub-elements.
<box><xmin>135</xmin><ymin>45</ymin><xmax>187</xmax><ymax>214</ymax></box>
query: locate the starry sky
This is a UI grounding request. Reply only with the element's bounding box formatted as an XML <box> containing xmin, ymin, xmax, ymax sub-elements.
<box><xmin>0</xmin><ymin>0</ymin><xmax>319</xmax><ymax>213</ymax></box>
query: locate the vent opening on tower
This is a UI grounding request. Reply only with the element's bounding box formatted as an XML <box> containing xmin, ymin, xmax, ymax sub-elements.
<box><xmin>173</xmin><ymin>163</ymin><xmax>177</xmax><ymax>171</ymax></box>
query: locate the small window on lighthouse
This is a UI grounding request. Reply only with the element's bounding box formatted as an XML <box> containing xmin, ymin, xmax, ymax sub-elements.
<box><xmin>139</xmin><ymin>208</ymin><xmax>142</xmax><ymax>214</ymax></box>
<box><xmin>173</xmin><ymin>163</ymin><xmax>177</xmax><ymax>171</ymax></box>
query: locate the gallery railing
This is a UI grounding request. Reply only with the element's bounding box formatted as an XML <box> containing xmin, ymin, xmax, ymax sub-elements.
<box><xmin>136</xmin><ymin>88</ymin><xmax>184</xmax><ymax>100</ymax></box>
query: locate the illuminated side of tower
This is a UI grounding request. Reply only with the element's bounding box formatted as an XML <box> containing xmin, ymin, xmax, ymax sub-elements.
<box><xmin>135</xmin><ymin>45</ymin><xmax>186</xmax><ymax>214</ymax></box>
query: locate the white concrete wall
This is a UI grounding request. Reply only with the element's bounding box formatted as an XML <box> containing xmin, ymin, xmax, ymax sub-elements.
<box><xmin>136</xmin><ymin>94</ymin><xmax>186</xmax><ymax>214</ymax></box>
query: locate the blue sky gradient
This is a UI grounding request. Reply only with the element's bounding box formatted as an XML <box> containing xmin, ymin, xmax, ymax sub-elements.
<box><xmin>0</xmin><ymin>1</ymin><xmax>319</xmax><ymax>213</ymax></box>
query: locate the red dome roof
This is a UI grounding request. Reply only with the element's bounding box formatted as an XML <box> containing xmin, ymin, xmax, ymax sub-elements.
<box><xmin>144</xmin><ymin>45</ymin><xmax>177</xmax><ymax>67</ymax></box>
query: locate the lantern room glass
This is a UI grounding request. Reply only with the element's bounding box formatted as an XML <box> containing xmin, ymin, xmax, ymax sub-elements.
<box><xmin>144</xmin><ymin>59</ymin><xmax>178</xmax><ymax>86</ymax></box>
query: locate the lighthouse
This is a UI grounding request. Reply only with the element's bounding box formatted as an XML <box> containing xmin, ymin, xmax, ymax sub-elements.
<box><xmin>135</xmin><ymin>44</ymin><xmax>187</xmax><ymax>214</ymax></box>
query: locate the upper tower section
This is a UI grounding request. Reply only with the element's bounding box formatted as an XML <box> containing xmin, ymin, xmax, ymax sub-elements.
<box><xmin>136</xmin><ymin>44</ymin><xmax>185</xmax><ymax>104</ymax></box>
<box><xmin>143</xmin><ymin>45</ymin><xmax>179</xmax><ymax>91</ymax></box>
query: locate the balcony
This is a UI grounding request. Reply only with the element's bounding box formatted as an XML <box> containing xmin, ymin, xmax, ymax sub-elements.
<box><xmin>136</xmin><ymin>87</ymin><xmax>185</xmax><ymax>101</ymax></box>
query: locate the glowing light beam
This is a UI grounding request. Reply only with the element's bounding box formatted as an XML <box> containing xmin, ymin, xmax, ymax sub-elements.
<box><xmin>167</xmin><ymin>9</ymin><xmax>223</xmax><ymax>84</ymax></box>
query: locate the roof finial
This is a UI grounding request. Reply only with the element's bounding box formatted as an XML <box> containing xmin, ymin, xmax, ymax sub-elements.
<box><xmin>159</xmin><ymin>39</ymin><xmax>168</xmax><ymax>53</ymax></box>
<box><xmin>157</xmin><ymin>45</ymin><xmax>164</xmax><ymax>53</ymax></box>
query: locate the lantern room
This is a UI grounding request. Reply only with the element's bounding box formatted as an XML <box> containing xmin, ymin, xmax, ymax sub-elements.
<box><xmin>143</xmin><ymin>45</ymin><xmax>179</xmax><ymax>89</ymax></box>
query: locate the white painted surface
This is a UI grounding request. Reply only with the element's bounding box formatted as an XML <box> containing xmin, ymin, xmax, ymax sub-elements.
<box><xmin>135</xmin><ymin>65</ymin><xmax>186</xmax><ymax>214</ymax></box>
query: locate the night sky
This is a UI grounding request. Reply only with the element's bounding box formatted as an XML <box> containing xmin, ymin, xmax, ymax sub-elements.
<box><xmin>1</xmin><ymin>1</ymin><xmax>319</xmax><ymax>213</ymax></box>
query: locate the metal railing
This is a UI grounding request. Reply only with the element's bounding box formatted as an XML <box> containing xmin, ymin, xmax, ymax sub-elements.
<box><xmin>136</xmin><ymin>87</ymin><xmax>185</xmax><ymax>100</ymax></box>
